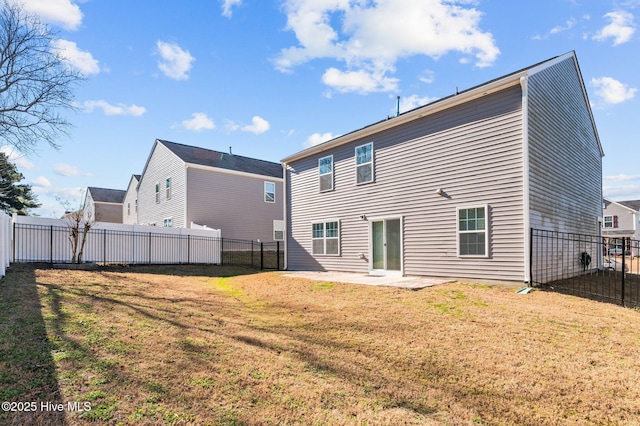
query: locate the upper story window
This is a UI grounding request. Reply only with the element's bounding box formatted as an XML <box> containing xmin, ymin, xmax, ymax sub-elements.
<box><xmin>355</xmin><ymin>142</ymin><xmax>373</xmax><ymax>184</ymax></box>
<box><xmin>457</xmin><ymin>205</ymin><xmax>489</xmax><ymax>257</ymax></box>
<box><xmin>155</xmin><ymin>183</ymin><xmax>160</xmax><ymax>204</ymax></box>
<box><xmin>166</xmin><ymin>178</ymin><xmax>172</xmax><ymax>200</ymax></box>
<box><xmin>319</xmin><ymin>155</ymin><xmax>333</xmax><ymax>192</ymax></box>
<box><xmin>127</xmin><ymin>203</ymin><xmax>131</xmax><ymax>216</ymax></box>
<box><xmin>604</xmin><ymin>215</ymin><xmax>618</xmax><ymax>228</ymax></box>
<box><xmin>135</xmin><ymin>199</ymin><xmax>138</xmax><ymax>213</ymax></box>
<box><xmin>163</xmin><ymin>217</ymin><xmax>173</xmax><ymax>227</ymax></box>
<box><xmin>264</xmin><ymin>181</ymin><xmax>275</xmax><ymax>203</ymax></box>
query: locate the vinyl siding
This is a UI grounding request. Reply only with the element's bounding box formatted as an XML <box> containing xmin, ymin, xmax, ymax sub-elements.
<box><xmin>94</xmin><ymin>203</ymin><xmax>123</xmax><ymax>223</ymax></box>
<box><xmin>287</xmin><ymin>85</ymin><xmax>526</xmax><ymax>281</ymax></box>
<box><xmin>137</xmin><ymin>142</ymin><xmax>187</xmax><ymax>227</ymax></box>
<box><xmin>187</xmin><ymin>167</ymin><xmax>284</xmax><ymax>241</ymax></box>
<box><xmin>602</xmin><ymin>200</ymin><xmax>638</xmax><ymax>238</ymax></box>
<box><xmin>122</xmin><ymin>177</ymin><xmax>139</xmax><ymax>225</ymax></box>
<box><xmin>527</xmin><ymin>56</ymin><xmax>602</xmax><ymax>235</ymax></box>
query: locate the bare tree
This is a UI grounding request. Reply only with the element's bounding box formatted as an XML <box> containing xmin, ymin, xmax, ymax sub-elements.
<box><xmin>0</xmin><ymin>0</ymin><xmax>83</xmax><ymax>153</ymax></box>
<box><xmin>58</xmin><ymin>196</ymin><xmax>95</xmax><ymax>264</ymax></box>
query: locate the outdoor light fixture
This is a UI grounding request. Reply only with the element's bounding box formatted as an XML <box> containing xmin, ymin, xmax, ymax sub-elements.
<box><xmin>435</xmin><ymin>188</ymin><xmax>443</xmax><ymax>196</ymax></box>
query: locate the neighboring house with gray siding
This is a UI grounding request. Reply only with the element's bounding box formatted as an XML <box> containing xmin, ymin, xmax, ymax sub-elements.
<box><xmin>122</xmin><ymin>174</ymin><xmax>141</xmax><ymax>225</ymax></box>
<box><xmin>602</xmin><ymin>198</ymin><xmax>640</xmax><ymax>255</ymax></box>
<box><xmin>137</xmin><ymin>139</ymin><xmax>283</xmax><ymax>242</ymax></box>
<box><xmin>282</xmin><ymin>51</ymin><xmax>603</xmax><ymax>283</ymax></box>
<box><xmin>83</xmin><ymin>187</ymin><xmax>126</xmax><ymax>223</ymax></box>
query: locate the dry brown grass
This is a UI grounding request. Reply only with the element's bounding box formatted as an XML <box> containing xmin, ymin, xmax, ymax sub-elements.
<box><xmin>2</xmin><ymin>263</ymin><xmax>640</xmax><ymax>425</ymax></box>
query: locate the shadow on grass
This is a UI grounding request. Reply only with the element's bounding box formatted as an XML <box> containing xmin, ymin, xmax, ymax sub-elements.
<box><xmin>91</xmin><ymin>263</ymin><xmax>263</xmax><ymax>278</ymax></box>
<box><xmin>0</xmin><ymin>264</ymin><xmax>66</xmax><ymax>426</ymax></box>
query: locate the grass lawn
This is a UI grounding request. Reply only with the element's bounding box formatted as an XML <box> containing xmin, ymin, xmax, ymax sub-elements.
<box><xmin>1</xmin><ymin>264</ymin><xmax>640</xmax><ymax>425</ymax></box>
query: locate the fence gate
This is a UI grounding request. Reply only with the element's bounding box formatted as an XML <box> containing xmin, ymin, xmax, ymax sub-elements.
<box><xmin>531</xmin><ymin>228</ymin><xmax>640</xmax><ymax>307</ymax></box>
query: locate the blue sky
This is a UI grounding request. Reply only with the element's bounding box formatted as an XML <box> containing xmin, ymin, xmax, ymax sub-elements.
<box><xmin>4</xmin><ymin>0</ymin><xmax>640</xmax><ymax>217</ymax></box>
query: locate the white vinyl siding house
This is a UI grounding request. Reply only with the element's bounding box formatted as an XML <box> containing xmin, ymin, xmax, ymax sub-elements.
<box><xmin>122</xmin><ymin>174</ymin><xmax>140</xmax><ymax>225</ymax></box>
<box><xmin>602</xmin><ymin>198</ymin><xmax>640</xmax><ymax>256</ymax></box>
<box><xmin>137</xmin><ymin>140</ymin><xmax>283</xmax><ymax>242</ymax></box>
<box><xmin>282</xmin><ymin>51</ymin><xmax>603</xmax><ymax>283</ymax></box>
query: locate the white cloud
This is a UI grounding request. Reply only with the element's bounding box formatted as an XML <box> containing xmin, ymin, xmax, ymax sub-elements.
<box><xmin>156</xmin><ymin>41</ymin><xmax>195</xmax><ymax>80</ymax></box>
<box><xmin>399</xmin><ymin>94</ymin><xmax>438</xmax><ymax>113</ymax></box>
<box><xmin>0</xmin><ymin>146</ymin><xmax>35</xmax><ymax>170</ymax></box>
<box><xmin>419</xmin><ymin>69</ymin><xmax>435</xmax><ymax>84</ymax></box>
<box><xmin>604</xmin><ymin>184</ymin><xmax>640</xmax><ymax>198</ymax></box>
<box><xmin>604</xmin><ymin>174</ymin><xmax>640</xmax><ymax>182</ymax></box>
<box><xmin>31</xmin><ymin>176</ymin><xmax>51</xmax><ymax>188</ymax></box>
<box><xmin>221</xmin><ymin>0</ymin><xmax>242</xmax><ymax>18</ymax></box>
<box><xmin>593</xmin><ymin>11</ymin><xmax>636</xmax><ymax>45</ymax></box>
<box><xmin>54</xmin><ymin>163</ymin><xmax>90</xmax><ymax>177</ymax></box>
<box><xmin>304</xmin><ymin>132</ymin><xmax>335</xmax><ymax>148</ymax></box>
<box><xmin>322</xmin><ymin>67</ymin><xmax>399</xmax><ymax>94</ymax></box>
<box><xmin>16</xmin><ymin>0</ymin><xmax>83</xmax><ymax>31</ymax></box>
<box><xmin>241</xmin><ymin>116</ymin><xmax>271</xmax><ymax>134</ymax></box>
<box><xmin>51</xmin><ymin>39</ymin><xmax>100</xmax><ymax>75</ymax></box>
<box><xmin>181</xmin><ymin>113</ymin><xmax>215</xmax><ymax>132</ymax></box>
<box><xmin>591</xmin><ymin>77</ymin><xmax>637</xmax><ymax>105</ymax></box>
<box><xmin>550</xmin><ymin>18</ymin><xmax>577</xmax><ymax>34</ymax></box>
<box><xmin>82</xmin><ymin>100</ymin><xmax>146</xmax><ymax>116</ymax></box>
<box><xmin>275</xmin><ymin>0</ymin><xmax>499</xmax><ymax>94</ymax></box>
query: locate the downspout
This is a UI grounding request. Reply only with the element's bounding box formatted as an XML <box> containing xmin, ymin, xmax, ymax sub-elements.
<box><xmin>282</xmin><ymin>161</ymin><xmax>288</xmax><ymax>270</ymax></box>
<box><xmin>520</xmin><ymin>75</ymin><xmax>531</xmax><ymax>283</ymax></box>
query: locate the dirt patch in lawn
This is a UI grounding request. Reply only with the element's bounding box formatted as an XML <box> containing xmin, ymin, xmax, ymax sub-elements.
<box><xmin>2</xmin><ymin>263</ymin><xmax>640</xmax><ymax>425</ymax></box>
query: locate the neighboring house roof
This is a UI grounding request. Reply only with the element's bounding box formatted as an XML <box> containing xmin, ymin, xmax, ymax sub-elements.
<box><xmin>617</xmin><ymin>200</ymin><xmax>640</xmax><ymax>212</ymax></box>
<box><xmin>282</xmin><ymin>51</ymin><xmax>603</xmax><ymax>164</ymax></box>
<box><xmin>158</xmin><ymin>140</ymin><xmax>283</xmax><ymax>179</ymax></box>
<box><xmin>87</xmin><ymin>187</ymin><xmax>126</xmax><ymax>204</ymax></box>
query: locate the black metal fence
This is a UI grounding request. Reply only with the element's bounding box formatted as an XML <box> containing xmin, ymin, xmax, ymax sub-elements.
<box><xmin>12</xmin><ymin>223</ymin><xmax>283</xmax><ymax>270</ymax></box>
<box><xmin>531</xmin><ymin>228</ymin><xmax>640</xmax><ymax>307</ymax></box>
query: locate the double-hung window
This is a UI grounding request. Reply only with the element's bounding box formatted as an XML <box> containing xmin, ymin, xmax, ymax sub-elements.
<box><xmin>312</xmin><ymin>221</ymin><xmax>340</xmax><ymax>255</ymax></box>
<box><xmin>264</xmin><ymin>181</ymin><xmax>275</xmax><ymax>203</ymax></box>
<box><xmin>163</xmin><ymin>217</ymin><xmax>173</xmax><ymax>227</ymax></box>
<box><xmin>155</xmin><ymin>183</ymin><xmax>160</xmax><ymax>204</ymax></box>
<box><xmin>457</xmin><ymin>205</ymin><xmax>488</xmax><ymax>257</ymax></box>
<box><xmin>604</xmin><ymin>215</ymin><xmax>617</xmax><ymax>228</ymax></box>
<box><xmin>355</xmin><ymin>142</ymin><xmax>373</xmax><ymax>184</ymax></box>
<box><xmin>127</xmin><ymin>203</ymin><xmax>131</xmax><ymax>216</ymax></box>
<box><xmin>319</xmin><ymin>155</ymin><xmax>333</xmax><ymax>192</ymax></box>
<box><xmin>166</xmin><ymin>178</ymin><xmax>172</xmax><ymax>200</ymax></box>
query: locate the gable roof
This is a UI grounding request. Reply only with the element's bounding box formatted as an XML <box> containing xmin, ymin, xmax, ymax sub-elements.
<box><xmin>157</xmin><ymin>140</ymin><xmax>283</xmax><ymax>179</ymax></box>
<box><xmin>87</xmin><ymin>187</ymin><xmax>126</xmax><ymax>204</ymax></box>
<box><xmin>617</xmin><ymin>199</ymin><xmax>640</xmax><ymax>212</ymax></box>
<box><xmin>282</xmin><ymin>51</ymin><xmax>603</xmax><ymax>163</ymax></box>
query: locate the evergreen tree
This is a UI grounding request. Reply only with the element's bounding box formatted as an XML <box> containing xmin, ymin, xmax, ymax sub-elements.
<box><xmin>0</xmin><ymin>152</ymin><xmax>39</xmax><ymax>215</ymax></box>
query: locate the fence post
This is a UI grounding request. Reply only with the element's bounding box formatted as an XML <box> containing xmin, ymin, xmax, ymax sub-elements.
<box><xmin>187</xmin><ymin>234</ymin><xmax>191</xmax><ymax>264</ymax></box>
<box><xmin>251</xmin><ymin>241</ymin><xmax>254</xmax><ymax>267</ymax></box>
<box><xmin>277</xmin><ymin>241</ymin><xmax>280</xmax><ymax>270</ymax></box>
<box><xmin>50</xmin><ymin>225</ymin><xmax>53</xmax><ymax>264</ymax></box>
<box><xmin>103</xmin><ymin>228</ymin><xmax>107</xmax><ymax>264</ymax></box>
<box><xmin>529</xmin><ymin>228</ymin><xmax>533</xmax><ymax>284</ymax></box>
<box><xmin>621</xmin><ymin>238</ymin><xmax>626</xmax><ymax>307</ymax></box>
<box><xmin>220</xmin><ymin>238</ymin><xmax>224</xmax><ymax>266</ymax></box>
<box><xmin>12</xmin><ymin>222</ymin><xmax>16</xmax><ymax>264</ymax></box>
<box><xmin>149</xmin><ymin>232</ymin><xmax>152</xmax><ymax>264</ymax></box>
<box><xmin>260</xmin><ymin>242</ymin><xmax>264</xmax><ymax>270</ymax></box>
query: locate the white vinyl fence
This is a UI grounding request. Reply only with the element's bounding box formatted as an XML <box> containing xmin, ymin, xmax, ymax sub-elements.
<box><xmin>12</xmin><ymin>215</ymin><xmax>221</xmax><ymax>265</ymax></box>
<box><xmin>0</xmin><ymin>212</ymin><xmax>12</xmax><ymax>276</ymax></box>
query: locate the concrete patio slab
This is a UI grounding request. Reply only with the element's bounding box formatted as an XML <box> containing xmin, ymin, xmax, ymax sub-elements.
<box><xmin>281</xmin><ymin>271</ymin><xmax>455</xmax><ymax>290</ymax></box>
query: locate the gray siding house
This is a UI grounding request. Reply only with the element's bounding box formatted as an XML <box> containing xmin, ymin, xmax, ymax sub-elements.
<box><xmin>122</xmin><ymin>174</ymin><xmax>140</xmax><ymax>225</ymax></box>
<box><xmin>282</xmin><ymin>51</ymin><xmax>603</xmax><ymax>283</ymax></box>
<box><xmin>137</xmin><ymin>140</ymin><xmax>284</xmax><ymax>242</ymax></box>
<box><xmin>84</xmin><ymin>187</ymin><xmax>127</xmax><ymax>223</ymax></box>
<box><xmin>602</xmin><ymin>198</ymin><xmax>640</xmax><ymax>255</ymax></box>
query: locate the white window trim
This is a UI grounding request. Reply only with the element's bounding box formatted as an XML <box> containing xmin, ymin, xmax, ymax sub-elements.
<box><xmin>166</xmin><ymin>177</ymin><xmax>172</xmax><ymax>200</ymax></box>
<box><xmin>155</xmin><ymin>182</ymin><xmax>160</xmax><ymax>204</ymax></box>
<box><xmin>355</xmin><ymin>142</ymin><xmax>374</xmax><ymax>185</ymax></box>
<box><xmin>319</xmin><ymin>155</ymin><xmax>334</xmax><ymax>192</ymax></box>
<box><xmin>456</xmin><ymin>204</ymin><xmax>489</xmax><ymax>258</ymax></box>
<box><xmin>264</xmin><ymin>181</ymin><xmax>276</xmax><ymax>203</ymax></box>
<box><xmin>311</xmin><ymin>220</ymin><xmax>340</xmax><ymax>256</ymax></box>
<box><xmin>127</xmin><ymin>203</ymin><xmax>131</xmax><ymax>216</ymax></box>
<box><xmin>163</xmin><ymin>217</ymin><xmax>173</xmax><ymax>227</ymax></box>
